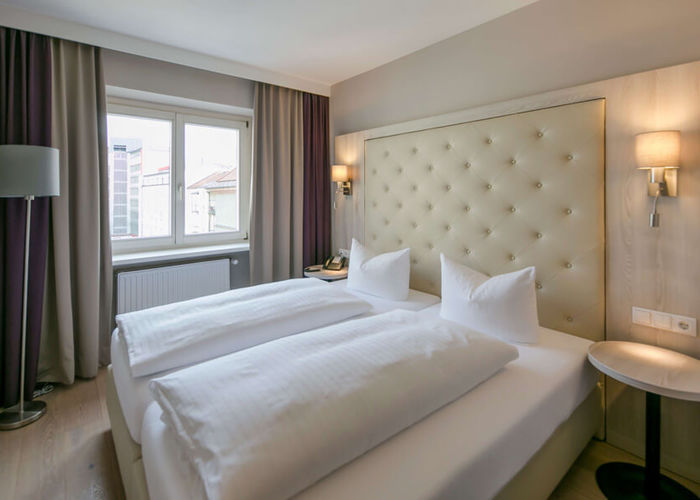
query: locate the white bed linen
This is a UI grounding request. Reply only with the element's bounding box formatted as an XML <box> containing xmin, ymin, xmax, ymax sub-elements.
<box><xmin>149</xmin><ymin>310</ymin><xmax>517</xmax><ymax>500</ymax></box>
<box><xmin>141</xmin><ymin>307</ymin><xmax>598</xmax><ymax>500</ymax></box>
<box><xmin>111</xmin><ymin>332</ymin><xmax>178</xmax><ymax>443</ymax></box>
<box><xmin>117</xmin><ymin>278</ymin><xmax>371</xmax><ymax>377</ymax></box>
<box><xmin>328</xmin><ymin>279</ymin><xmax>440</xmax><ymax>314</ymax></box>
<box><xmin>111</xmin><ymin>283</ymin><xmax>440</xmax><ymax>443</ymax></box>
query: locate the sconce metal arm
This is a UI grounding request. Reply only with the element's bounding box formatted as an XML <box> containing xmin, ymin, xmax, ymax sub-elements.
<box><xmin>650</xmin><ymin>186</ymin><xmax>661</xmax><ymax>228</ymax></box>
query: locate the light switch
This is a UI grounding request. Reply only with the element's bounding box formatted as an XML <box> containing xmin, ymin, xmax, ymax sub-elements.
<box><xmin>632</xmin><ymin>307</ymin><xmax>653</xmax><ymax>326</ymax></box>
<box><xmin>652</xmin><ymin>312</ymin><xmax>673</xmax><ymax>330</ymax></box>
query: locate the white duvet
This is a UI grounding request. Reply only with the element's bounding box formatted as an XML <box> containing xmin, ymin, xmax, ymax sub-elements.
<box><xmin>150</xmin><ymin>310</ymin><xmax>519</xmax><ymax>500</ymax></box>
<box><xmin>116</xmin><ymin>278</ymin><xmax>371</xmax><ymax>377</ymax></box>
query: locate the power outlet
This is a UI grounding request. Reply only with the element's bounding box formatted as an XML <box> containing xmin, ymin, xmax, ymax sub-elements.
<box><xmin>671</xmin><ymin>315</ymin><xmax>697</xmax><ymax>337</ymax></box>
<box><xmin>338</xmin><ymin>248</ymin><xmax>350</xmax><ymax>258</ymax></box>
<box><xmin>632</xmin><ymin>307</ymin><xmax>697</xmax><ymax>337</ymax></box>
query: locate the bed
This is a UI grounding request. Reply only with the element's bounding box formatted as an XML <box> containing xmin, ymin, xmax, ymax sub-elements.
<box><xmin>107</xmin><ymin>282</ymin><xmax>442</xmax><ymax>500</ymax></box>
<box><xmin>107</xmin><ymin>98</ymin><xmax>606</xmax><ymax>499</ymax></box>
<box><xmin>139</xmin><ymin>308</ymin><xmax>599</xmax><ymax>500</ymax></box>
<box><xmin>110</xmin><ymin>279</ymin><xmax>439</xmax><ymax>445</ymax></box>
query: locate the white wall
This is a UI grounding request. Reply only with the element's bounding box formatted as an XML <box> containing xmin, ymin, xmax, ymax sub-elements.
<box><xmin>102</xmin><ymin>49</ymin><xmax>254</xmax><ymax>109</ymax></box>
<box><xmin>331</xmin><ymin>0</ymin><xmax>700</xmax><ymax>136</ymax></box>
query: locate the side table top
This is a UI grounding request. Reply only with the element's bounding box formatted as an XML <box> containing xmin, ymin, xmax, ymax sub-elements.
<box><xmin>588</xmin><ymin>341</ymin><xmax>700</xmax><ymax>402</ymax></box>
<box><xmin>303</xmin><ymin>265</ymin><xmax>348</xmax><ymax>281</ymax></box>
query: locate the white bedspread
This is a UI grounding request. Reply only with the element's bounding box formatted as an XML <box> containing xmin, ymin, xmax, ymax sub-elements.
<box><xmin>141</xmin><ymin>320</ymin><xmax>598</xmax><ymax>500</ymax></box>
<box><xmin>111</xmin><ymin>282</ymin><xmax>439</xmax><ymax>444</ymax></box>
<box><xmin>116</xmin><ymin>278</ymin><xmax>371</xmax><ymax>377</ymax></box>
<box><xmin>150</xmin><ymin>310</ymin><xmax>518</xmax><ymax>500</ymax></box>
<box><xmin>328</xmin><ymin>279</ymin><xmax>440</xmax><ymax>314</ymax></box>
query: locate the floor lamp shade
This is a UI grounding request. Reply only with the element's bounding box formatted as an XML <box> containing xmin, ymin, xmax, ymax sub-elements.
<box><xmin>0</xmin><ymin>145</ymin><xmax>60</xmax><ymax>197</ymax></box>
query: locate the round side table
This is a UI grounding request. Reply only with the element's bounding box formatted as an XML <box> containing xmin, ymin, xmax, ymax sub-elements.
<box><xmin>588</xmin><ymin>341</ymin><xmax>700</xmax><ymax>499</ymax></box>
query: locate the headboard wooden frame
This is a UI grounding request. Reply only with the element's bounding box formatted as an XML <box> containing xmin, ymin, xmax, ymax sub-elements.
<box><xmin>363</xmin><ymin>99</ymin><xmax>605</xmax><ymax>340</ymax></box>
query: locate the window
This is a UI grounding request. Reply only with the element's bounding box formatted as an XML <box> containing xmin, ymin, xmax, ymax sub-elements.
<box><xmin>184</xmin><ymin>122</ymin><xmax>240</xmax><ymax>235</ymax></box>
<box><xmin>107</xmin><ymin>100</ymin><xmax>251</xmax><ymax>253</ymax></box>
<box><xmin>108</xmin><ymin>114</ymin><xmax>171</xmax><ymax>240</ymax></box>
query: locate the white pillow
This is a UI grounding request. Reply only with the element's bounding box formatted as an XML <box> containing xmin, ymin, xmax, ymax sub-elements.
<box><xmin>439</xmin><ymin>254</ymin><xmax>539</xmax><ymax>344</ymax></box>
<box><xmin>347</xmin><ymin>239</ymin><xmax>410</xmax><ymax>300</ymax></box>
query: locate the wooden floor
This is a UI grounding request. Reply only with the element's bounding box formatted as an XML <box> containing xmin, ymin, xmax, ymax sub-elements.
<box><xmin>1</xmin><ymin>368</ymin><xmax>698</xmax><ymax>500</ymax></box>
<box><xmin>0</xmin><ymin>369</ymin><xmax>125</xmax><ymax>500</ymax></box>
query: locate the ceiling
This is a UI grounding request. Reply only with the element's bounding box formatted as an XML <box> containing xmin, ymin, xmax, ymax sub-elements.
<box><xmin>1</xmin><ymin>0</ymin><xmax>538</xmax><ymax>87</ymax></box>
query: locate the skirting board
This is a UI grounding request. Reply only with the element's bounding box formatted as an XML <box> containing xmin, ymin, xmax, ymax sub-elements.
<box><xmin>106</xmin><ymin>366</ymin><xmax>601</xmax><ymax>500</ymax></box>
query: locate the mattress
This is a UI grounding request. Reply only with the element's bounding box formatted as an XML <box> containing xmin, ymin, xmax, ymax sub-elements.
<box><xmin>140</xmin><ymin>306</ymin><xmax>598</xmax><ymax>500</ymax></box>
<box><xmin>111</xmin><ymin>283</ymin><xmax>441</xmax><ymax>443</ymax></box>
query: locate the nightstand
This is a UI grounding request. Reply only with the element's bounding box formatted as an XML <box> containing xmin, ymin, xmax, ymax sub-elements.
<box><xmin>303</xmin><ymin>264</ymin><xmax>348</xmax><ymax>282</ymax></box>
<box><xmin>587</xmin><ymin>341</ymin><xmax>700</xmax><ymax>499</ymax></box>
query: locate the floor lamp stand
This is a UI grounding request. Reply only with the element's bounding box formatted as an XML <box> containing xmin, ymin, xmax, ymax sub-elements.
<box><xmin>0</xmin><ymin>195</ymin><xmax>47</xmax><ymax>430</ymax></box>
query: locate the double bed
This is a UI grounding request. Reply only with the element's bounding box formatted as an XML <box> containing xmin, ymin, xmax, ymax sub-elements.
<box><xmin>139</xmin><ymin>304</ymin><xmax>600</xmax><ymax>500</ymax></box>
<box><xmin>107</xmin><ymin>99</ymin><xmax>606</xmax><ymax>499</ymax></box>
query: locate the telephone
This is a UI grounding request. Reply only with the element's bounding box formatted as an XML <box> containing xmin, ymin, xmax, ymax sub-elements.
<box><xmin>322</xmin><ymin>254</ymin><xmax>346</xmax><ymax>271</ymax></box>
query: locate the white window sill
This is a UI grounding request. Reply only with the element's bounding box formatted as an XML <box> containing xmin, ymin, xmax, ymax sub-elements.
<box><xmin>112</xmin><ymin>243</ymin><xmax>249</xmax><ymax>268</ymax></box>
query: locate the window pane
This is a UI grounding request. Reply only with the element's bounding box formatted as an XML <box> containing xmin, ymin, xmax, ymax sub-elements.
<box><xmin>107</xmin><ymin>114</ymin><xmax>172</xmax><ymax>240</ymax></box>
<box><xmin>185</xmin><ymin>123</ymin><xmax>240</xmax><ymax>235</ymax></box>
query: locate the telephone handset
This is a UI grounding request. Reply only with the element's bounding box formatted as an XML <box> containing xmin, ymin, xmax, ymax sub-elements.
<box><xmin>322</xmin><ymin>254</ymin><xmax>346</xmax><ymax>271</ymax></box>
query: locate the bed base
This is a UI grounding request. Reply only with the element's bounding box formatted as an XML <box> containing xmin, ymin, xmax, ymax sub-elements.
<box><xmin>494</xmin><ymin>385</ymin><xmax>603</xmax><ymax>499</ymax></box>
<box><xmin>106</xmin><ymin>366</ymin><xmax>602</xmax><ymax>500</ymax></box>
<box><xmin>106</xmin><ymin>366</ymin><xmax>150</xmax><ymax>500</ymax></box>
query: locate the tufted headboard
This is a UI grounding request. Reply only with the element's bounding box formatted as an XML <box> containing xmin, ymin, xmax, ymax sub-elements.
<box><xmin>364</xmin><ymin>99</ymin><xmax>605</xmax><ymax>340</ymax></box>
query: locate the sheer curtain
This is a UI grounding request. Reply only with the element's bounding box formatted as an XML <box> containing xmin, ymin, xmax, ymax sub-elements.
<box><xmin>38</xmin><ymin>38</ymin><xmax>112</xmax><ymax>383</ymax></box>
<box><xmin>250</xmin><ymin>82</ymin><xmax>304</xmax><ymax>283</ymax></box>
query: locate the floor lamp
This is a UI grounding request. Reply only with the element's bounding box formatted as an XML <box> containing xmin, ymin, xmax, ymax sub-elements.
<box><xmin>0</xmin><ymin>145</ymin><xmax>60</xmax><ymax>431</ymax></box>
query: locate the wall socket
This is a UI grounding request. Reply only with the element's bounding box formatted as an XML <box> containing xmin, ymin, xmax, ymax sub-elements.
<box><xmin>338</xmin><ymin>248</ymin><xmax>350</xmax><ymax>258</ymax></box>
<box><xmin>632</xmin><ymin>306</ymin><xmax>697</xmax><ymax>337</ymax></box>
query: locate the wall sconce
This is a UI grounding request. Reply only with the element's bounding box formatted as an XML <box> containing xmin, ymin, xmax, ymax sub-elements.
<box><xmin>332</xmin><ymin>164</ymin><xmax>352</xmax><ymax>195</ymax></box>
<box><xmin>635</xmin><ymin>130</ymin><xmax>680</xmax><ymax>228</ymax></box>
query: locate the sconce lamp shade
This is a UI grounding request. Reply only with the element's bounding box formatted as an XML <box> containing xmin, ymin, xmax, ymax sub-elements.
<box><xmin>331</xmin><ymin>164</ymin><xmax>349</xmax><ymax>183</ymax></box>
<box><xmin>0</xmin><ymin>145</ymin><xmax>60</xmax><ymax>197</ymax></box>
<box><xmin>635</xmin><ymin>131</ymin><xmax>680</xmax><ymax>169</ymax></box>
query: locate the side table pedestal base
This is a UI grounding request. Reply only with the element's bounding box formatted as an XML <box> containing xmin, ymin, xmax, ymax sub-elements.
<box><xmin>596</xmin><ymin>462</ymin><xmax>698</xmax><ymax>500</ymax></box>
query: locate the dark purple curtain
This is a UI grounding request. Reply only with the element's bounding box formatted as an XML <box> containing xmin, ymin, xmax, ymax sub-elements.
<box><xmin>0</xmin><ymin>28</ymin><xmax>52</xmax><ymax>407</ymax></box>
<box><xmin>302</xmin><ymin>93</ymin><xmax>331</xmax><ymax>268</ymax></box>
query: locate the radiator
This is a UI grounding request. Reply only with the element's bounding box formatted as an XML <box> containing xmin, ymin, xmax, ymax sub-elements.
<box><xmin>116</xmin><ymin>259</ymin><xmax>230</xmax><ymax>314</ymax></box>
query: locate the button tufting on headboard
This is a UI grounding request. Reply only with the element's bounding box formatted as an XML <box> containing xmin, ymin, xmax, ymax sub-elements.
<box><xmin>363</xmin><ymin>99</ymin><xmax>605</xmax><ymax>340</ymax></box>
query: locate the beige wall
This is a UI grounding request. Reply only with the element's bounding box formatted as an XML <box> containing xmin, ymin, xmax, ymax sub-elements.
<box><xmin>102</xmin><ymin>49</ymin><xmax>254</xmax><ymax>109</ymax></box>
<box><xmin>330</xmin><ymin>0</ymin><xmax>700</xmax><ymax>482</ymax></box>
<box><xmin>332</xmin><ymin>60</ymin><xmax>700</xmax><ymax>482</ymax></box>
<box><xmin>330</xmin><ymin>0</ymin><xmax>700</xmax><ymax>137</ymax></box>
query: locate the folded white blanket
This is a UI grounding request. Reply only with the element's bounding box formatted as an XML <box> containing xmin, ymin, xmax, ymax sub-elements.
<box><xmin>117</xmin><ymin>278</ymin><xmax>371</xmax><ymax>377</ymax></box>
<box><xmin>150</xmin><ymin>310</ymin><xmax>519</xmax><ymax>500</ymax></box>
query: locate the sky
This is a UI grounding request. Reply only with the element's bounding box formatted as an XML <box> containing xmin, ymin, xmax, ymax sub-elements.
<box><xmin>107</xmin><ymin>114</ymin><xmax>239</xmax><ymax>182</ymax></box>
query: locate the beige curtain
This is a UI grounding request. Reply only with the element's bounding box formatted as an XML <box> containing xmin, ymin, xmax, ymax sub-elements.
<box><xmin>38</xmin><ymin>39</ymin><xmax>112</xmax><ymax>383</ymax></box>
<box><xmin>250</xmin><ymin>82</ymin><xmax>304</xmax><ymax>284</ymax></box>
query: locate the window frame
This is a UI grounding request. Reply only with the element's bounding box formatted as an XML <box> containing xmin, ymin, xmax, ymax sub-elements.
<box><xmin>107</xmin><ymin>98</ymin><xmax>251</xmax><ymax>254</ymax></box>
